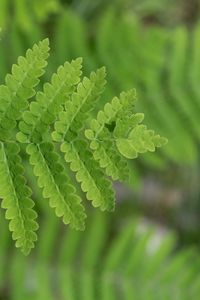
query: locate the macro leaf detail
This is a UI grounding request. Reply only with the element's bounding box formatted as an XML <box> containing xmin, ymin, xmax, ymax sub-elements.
<box><xmin>26</xmin><ymin>142</ymin><xmax>86</xmax><ymax>230</ymax></box>
<box><xmin>17</xmin><ymin>57</ymin><xmax>82</xmax><ymax>143</ymax></box>
<box><xmin>0</xmin><ymin>39</ymin><xmax>49</xmax><ymax>141</ymax></box>
<box><xmin>0</xmin><ymin>39</ymin><xmax>166</xmax><ymax>254</ymax></box>
<box><xmin>61</xmin><ymin>139</ymin><xmax>115</xmax><ymax>211</ymax></box>
<box><xmin>0</xmin><ymin>142</ymin><xmax>38</xmax><ymax>255</ymax></box>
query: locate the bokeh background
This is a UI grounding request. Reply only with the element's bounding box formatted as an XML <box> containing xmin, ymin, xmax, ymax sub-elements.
<box><xmin>1</xmin><ymin>0</ymin><xmax>200</xmax><ymax>299</ymax></box>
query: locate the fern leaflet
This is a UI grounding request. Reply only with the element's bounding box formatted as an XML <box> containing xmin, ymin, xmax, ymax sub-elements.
<box><xmin>0</xmin><ymin>142</ymin><xmax>38</xmax><ymax>255</ymax></box>
<box><xmin>27</xmin><ymin>142</ymin><xmax>86</xmax><ymax>230</ymax></box>
<box><xmin>0</xmin><ymin>39</ymin><xmax>49</xmax><ymax>140</ymax></box>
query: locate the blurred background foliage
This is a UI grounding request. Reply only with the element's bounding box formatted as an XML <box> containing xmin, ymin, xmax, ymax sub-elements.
<box><xmin>1</xmin><ymin>0</ymin><xmax>200</xmax><ymax>299</ymax></box>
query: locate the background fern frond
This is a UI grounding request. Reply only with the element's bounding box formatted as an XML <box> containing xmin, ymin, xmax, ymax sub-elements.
<box><xmin>1</xmin><ymin>209</ymin><xmax>200</xmax><ymax>299</ymax></box>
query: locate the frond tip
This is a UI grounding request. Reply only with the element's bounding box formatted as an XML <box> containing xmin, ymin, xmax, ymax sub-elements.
<box><xmin>115</xmin><ymin>125</ymin><xmax>168</xmax><ymax>159</ymax></box>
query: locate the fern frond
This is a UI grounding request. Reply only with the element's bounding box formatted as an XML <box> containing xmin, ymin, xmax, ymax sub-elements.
<box><xmin>169</xmin><ymin>27</ymin><xmax>200</xmax><ymax>139</ymax></box>
<box><xmin>26</xmin><ymin>142</ymin><xmax>86</xmax><ymax>230</ymax></box>
<box><xmin>85</xmin><ymin>89</ymin><xmax>166</xmax><ymax>176</ymax></box>
<box><xmin>84</xmin><ymin>92</ymin><xmax>131</xmax><ymax>181</ymax></box>
<box><xmin>17</xmin><ymin>57</ymin><xmax>82</xmax><ymax>143</ymax></box>
<box><xmin>92</xmin><ymin>137</ymin><xmax>130</xmax><ymax>181</ymax></box>
<box><xmin>85</xmin><ymin>127</ymin><xmax>130</xmax><ymax>182</ymax></box>
<box><xmin>0</xmin><ymin>39</ymin><xmax>166</xmax><ymax>253</ymax></box>
<box><xmin>61</xmin><ymin>139</ymin><xmax>115</xmax><ymax>211</ymax></box>
<box><xmin>52</xmin><ymin>67</ymin><xmax>106</xmax><ymax>142</ymax></box>
<box><xmin>0</xmin><ymin>39</ymin><xmax>49</xmax><ymax>140</ymax></box>
<box><xmin>115</xmin><ymin>125</ymin><xmax>167</xmax><ymax>159</ymax></box>
<box><xmin>85</xmin><ymin>90</ymin><xmax>136</xmax><ymax>150</ymax></box>
<box><xmin>0</xmin><ymin>142</ymin><xmax>38</xmax><ymax>255</ymax></box>
<box><xmin>1</xmin><ymin>210</ymin><xmax>200</xmax><ymax>298</ymax></box>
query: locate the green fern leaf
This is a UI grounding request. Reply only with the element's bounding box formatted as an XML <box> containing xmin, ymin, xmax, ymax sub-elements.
<box><xmin>85</xmin><ymin>90</ymin><xmax>161</xmax><ymax>180</ymax></box>
<box><xmin>0</xmin><ymin>39</ymin><xmax>166</xmax><ymax>254</ymax></box>
<box><xmin>61</xmin><ymin>139</ymin><xmax>115</xmax><ymax>211</ymax></box>
<box><xmin>26</xmin><ymin>142</ymin><xmax>86</xmax><ymax>230</ymax></box>
<box><xmin>86</xmin><ymin>90</ymin><xmax>166</xmax><ymax>162</ymax></box>
<box><xmin>116</xmin><ymin>125</ymin><xmax>167</xmax><ymax>159</ymax></box>
<box><xmin>52</xmin><ymin>67</ymin><xmax>106</xmax><ymax>142</ymax></box>
<box><xmin>0</xmin><ymin>142</ymin><xmax>38</xmax><ymax>255</ymax></box>
<box><xmin>0</xmin><ymin>39</ymin><xmax>49</xmax><ymax>140</ymax></box>
<box><xmin>17</xmin><ymin>57</ymin><xmax>82</xmax><ymax>143</ymax></box>
<box><xmin>85</xmin><ymin>93</ymin><xmax>128</xmax><ymax>181</ymax></box>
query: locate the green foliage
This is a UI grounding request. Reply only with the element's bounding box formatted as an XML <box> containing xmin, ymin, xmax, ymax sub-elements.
<box><xmin>1</xmin><ymin>7</ymin><xmax>200</xmax><ymax>173</ymax></box>
<box><xmin>0</xmin><ymin>0</ymin><xmax>60</xmax><ymax>31</ymax></box>
<box><xmin>51</xmin><ymin>8</ymin><xmax>200</xmax><ymax>170</ymax></box>
<box><xmin>0</xmin><ymin>39</ymin><xmax>165</xmax><ymax>254</ymax></box>
<box><xmin>0</xmin><ymin>209</ymin><xmax>200</xmax><ymax>299</ymax></box>
<box><xmin>0</xmin><ymin>142</ymin><xmax>38</xmax><ymax>255</ymax></box>
<box><xmin>0</xmin><ymin>39</ymin><xmax>49</xmax><ymax>140</ymax></box>
<box><xmin>26</xmin><ymin>143</ymin><xmax>86</xmax><ymax>230</ymax></box>
<box><xmin>0</xmin><ymin>9</ymin><xmax>198</xmax><ymax>234</ymax></box>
